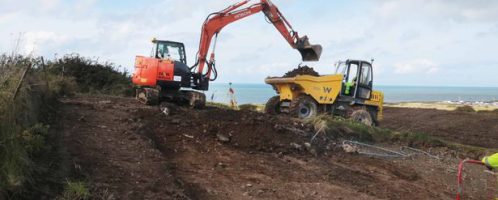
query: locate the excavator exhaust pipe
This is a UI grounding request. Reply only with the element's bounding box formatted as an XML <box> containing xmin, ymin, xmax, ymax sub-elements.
<box><xmin>296</xmin><ymin>36</ymin><xmax>322</xmax><ymax>62</ymax></box>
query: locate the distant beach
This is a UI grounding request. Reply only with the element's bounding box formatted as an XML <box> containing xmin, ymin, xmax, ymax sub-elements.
<box><xmin>207</xmin><ymin>83</ymin><xmax>498</xmax><ymax>105</ymax></box>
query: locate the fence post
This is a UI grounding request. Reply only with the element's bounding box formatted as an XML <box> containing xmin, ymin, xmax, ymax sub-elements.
<box><xmin>12</xmin><ymin>63</ymin><xmax>31</xmax><ymax>101</ymax></box>
<box><xmin>41</xmin><ymin>56</ymin><xmax>49</xmax><ymax>89</ymax></box>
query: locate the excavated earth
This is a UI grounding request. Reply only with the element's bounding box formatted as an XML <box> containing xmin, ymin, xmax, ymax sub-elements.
<box><xmin>282</xmin><ymin>65</ymin><xmax>320</xmax><ymax>77</ymax></box>
<box><xmin>381</xmin><ymin>107</ymin><xmax>498</xmax><ymax>148</ymax></box>
<box><xmin>58</xmin><ymin>96</ymin><xmax>495</xmax><ymax>200</ymax></box>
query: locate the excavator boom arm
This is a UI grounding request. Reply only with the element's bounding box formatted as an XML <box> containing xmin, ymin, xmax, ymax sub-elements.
<box><xmin>194</xmin><ymin>0</ymin><xmax>322</xmax><ymax>79</ymax></box>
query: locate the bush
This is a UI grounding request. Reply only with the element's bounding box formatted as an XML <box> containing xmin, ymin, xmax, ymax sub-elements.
<box><xmin>455</xmin><ymin>105</ymin><xmax>475</xmax><ymax>112</ymax></box>
<box><xmin>18</xmin><ymin>123</ymin><xmax>50</xmax><ymax>155</ymax></box>
<box><xmin>207</xmin><ymin>102</ymin><xmax>233</xmax><ymax>109</ymax></box>
<box><xmin>307</xmin><ymin>115</ymin><xmax>444</xmax><ymax>147</ymax></box>
<box><xmin>239</xmin><ymin>104</ymin><xmax>258</xmax><ymax>111</ymax></box>
<box><xmin>48</xmin><ymin>77</ymin><xmax>78</xmax><ymax>97</ymax></box>
<box><xmin>0</xmin><ymin>53</ymin><xmax>134</xmax><ymax>198</ymax></box>
<box><xmin>46</xmin><ymin>54</ymin><xmax>134</xmax><ymax>96</ymax></box>
<box><xmin>0</xmin><ymin>54</ymin><xmax>68</xmax><ymax>198</ymax></box>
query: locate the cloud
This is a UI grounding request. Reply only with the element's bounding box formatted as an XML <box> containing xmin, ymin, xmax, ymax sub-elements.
<box><xmin>375</xmin><ymin>0</ymin><xmax>498</xmax><ymax>23</ymax></box>
<box><xmin>23</xmin><ymin>31</ymin><xmax>68</xmax><ymax>55</ymax></box>
<box><xmin>394</xmin><ymin>59</ymin><xmax>439</xmax><ymax>75</ymax></box>
<box><xmin>0</xmin><ymin>0</ymin><xmax>497</xmax><ymax>86</ymax></box>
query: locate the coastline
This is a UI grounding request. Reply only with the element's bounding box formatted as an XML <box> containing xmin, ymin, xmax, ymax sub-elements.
<box><xmin>385</xmin><ymin>101</ymin><xmax>498</xmax><ymax>111</ymax></box>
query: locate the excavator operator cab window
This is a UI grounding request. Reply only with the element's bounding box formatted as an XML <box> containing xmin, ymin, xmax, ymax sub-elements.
<box><xmin>154</xmin><ymin>41</ymin><xmax>187</xmax><ymax>65</ymax></box>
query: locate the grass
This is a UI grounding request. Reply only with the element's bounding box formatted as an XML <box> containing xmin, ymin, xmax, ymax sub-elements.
<box><xmin>386</xmin><ymin>102</ymin><xmax>498</xmax><ymax>112</ymax></box>
<box><xmin>0</xmin><ymin>55</ymin><xmax>63</xmax><ymax>198</ymax></box>
<box><xmin>307</xmin><ymin>115</ymin><xmax>491</xmax><ymax>158</ymax></box>
<box><xmin>206</xmin><ymin>102</ymin><xmax>265</xmax><ymax>112</ymax></box>
<box><xmin>454</xmin><ymin>105</ymin><xmax>476</xmax><ymax>112</ymax></box>
<box><xmin>207</xmin><ymin>102</ymin><xmax>233</xmax><ymax>109</ymax></box>
<box><xmin>58</xmin><ymin>181</ymin><xmax>90</xmax><ymax>200</ymax></box>
<box><xmin>0</xmin><ymin>53</ymin><xmax>134</xmax><ymax>199</ymax></box>
<box><xmin>239</xmin><ymin>104</ymin><xmax>265</xmax><ymax>112</ymax></box>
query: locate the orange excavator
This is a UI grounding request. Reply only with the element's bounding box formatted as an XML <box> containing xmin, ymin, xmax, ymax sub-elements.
<box><xmin>132</xmin><ymin>0</ymin><xmax>322</xmax><ymax>107</ymax></box>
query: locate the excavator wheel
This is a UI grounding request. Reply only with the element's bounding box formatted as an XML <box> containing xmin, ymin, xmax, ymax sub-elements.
<box><xmin>350</xmin><ymin>109</ymin><xmax>374</xmax><ymax>126</ymax></box>
<box><xmin>289</xmin><ymin>95</ymin><xmax>318</xmax><ymax>119</ymax></box>
<box><xmin>136</xmin><ymin>88</ymin><xmax>159</xmax><ymax>105</ymax></box>
<box><xmin>265</xmin><ymin>96</ymin><xmax>281</xmax><ymax>115</ymax></box>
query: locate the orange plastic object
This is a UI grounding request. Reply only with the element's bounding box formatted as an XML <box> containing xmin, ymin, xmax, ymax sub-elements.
<box><xmin>132</xmin><ymin>56</ymin><xmax>174</xmax><ymax>86</ymax></box>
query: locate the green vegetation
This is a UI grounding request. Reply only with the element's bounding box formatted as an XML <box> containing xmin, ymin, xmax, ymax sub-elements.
<box><xmin>46</xmin><ymin>54</ymin><xmax>134</xmax><ymax>96</ymax></box>
<box><xmin>207</xmin><ymin>102</ymin><xmax>265</xmax><ymax>112</ymax></box>
<box><xmin>58</xmin><ymin>181</ymin><xmax>90</xmax><ymax>200</ymax></box>
<box><xmin>387</xmin><ymin>102</ymin><xmax>498</xmax><ymax>112</ymax></box>
<box><xmin>307</xmin><ymin>115</ymin><xmax>488</xmax><ymax>153</ymax></box>
<box><xmin>0</xmin><ymin>54</ymin><xmax>132</xmax><ymax>199</ymax></box>
<box><xmin>477</xmin><ymin>108</ymin><xmax>498</xmax><ymax>114</ymax></box>
<box><xmin>239</xmin><ymin>104</ymin><xmax>264</xmax><ymax>112</ymax></box>
<box><xmin>454</xmin><ymin>105</ymin><xmax>476</xmax><ymax>112</ymax></box>
<box><xmin>207</xmin><ymin>102</ymin><xmax>233</xmax><ymax>109</ymax></box>
<box><xmin>307</xmin><ymin>115</ymin><xmax>492</xmax><ymax>158</ymax></box>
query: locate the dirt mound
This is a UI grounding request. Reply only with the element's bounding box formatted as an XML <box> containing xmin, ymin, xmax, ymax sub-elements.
<box><xmin>381</xmin><ymin>107</ymin><xmax>498</xmax><ymax>148</ymax></box>
<box><xmin>136</xmin><ymin>106</ymin><xmax>314</xmax><ymax>155</ymax></box>
<box><xmin>56</xmin><ymin>96</ymin><xmax>491</xmax><ymax>200</ymax></box>
<box><xmin>283</xmin><ymin>65</ymin><xmax>320</xmax><ymax>77</ymax></box>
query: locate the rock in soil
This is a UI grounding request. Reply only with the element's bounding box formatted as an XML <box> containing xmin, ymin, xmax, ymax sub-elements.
<box><xmin>216</xmin><ymin>133</ymin><xmax>231</xmax><ymax>143</ymax></box>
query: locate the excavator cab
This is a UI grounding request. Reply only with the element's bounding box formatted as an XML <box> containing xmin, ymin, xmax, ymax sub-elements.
<box><xmin>296</xmin><ymin>36</ymin><xmax>322</xmax><ymax>61</ymax></box>
<box><xmin>152</xmin><ymin>39</ymin><xmax>187</xmax><ymax>65</ymax></box>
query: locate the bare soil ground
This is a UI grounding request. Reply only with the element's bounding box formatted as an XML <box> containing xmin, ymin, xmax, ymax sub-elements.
<box><xmin>381</xmin><ymin>107</ymin><xmax>498</xmax><ymax>148</ymax></box>
<box><xmin>58</xmin><ymin>96</ymin><xmax>494</xmax><ymax>200</ymax></box>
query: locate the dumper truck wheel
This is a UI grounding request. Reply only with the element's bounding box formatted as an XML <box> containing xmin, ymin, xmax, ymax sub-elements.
<box><xmin>350</xmin><ymin>109</ymin><xmax>373</xmax><ymax>126</ymax></box>
<box><xmin>265</xmin><ymin>96</ymin><xmax>281</xmax><ymax>115</ymax></box>
<box><xmin>290</xmin><ymin>95</ymin><xmax>318</xmax><ymax>119</ymax></box>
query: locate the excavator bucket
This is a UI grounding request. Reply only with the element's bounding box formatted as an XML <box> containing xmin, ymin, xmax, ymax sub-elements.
<box><xmin>296</xmin><ymin>36</ymin><xmax>322</xmax><ymax>61</ymax></box>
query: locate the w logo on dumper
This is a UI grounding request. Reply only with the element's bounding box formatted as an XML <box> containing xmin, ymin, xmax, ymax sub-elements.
<box><xmin>323</xmin><ymin>87</ymin><xmax>332</xmax><ymax>94</ymax></box>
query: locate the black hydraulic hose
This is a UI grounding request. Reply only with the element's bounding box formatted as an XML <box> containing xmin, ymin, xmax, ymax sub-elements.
<box><xmin>206</xmin><ymin>60</ymin><xmax>218</xmax><ymax>81</ymax></box>
<box><xmin>192</xmin><ymin>12</ymin><xmax>220</xmax><ymax>68</ymax></box>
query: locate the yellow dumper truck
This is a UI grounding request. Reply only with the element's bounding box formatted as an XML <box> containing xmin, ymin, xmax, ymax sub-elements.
<box><xmin>265</xmin><ymin>59</ymin><xmax>384</xmax><ymax>126</ymax></box>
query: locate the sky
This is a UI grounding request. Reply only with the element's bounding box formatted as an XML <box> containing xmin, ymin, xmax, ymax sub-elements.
<box><xmin>1</xmin><ymin>0</ymin><xmax>498</xmax><ymax>87</ymax></box>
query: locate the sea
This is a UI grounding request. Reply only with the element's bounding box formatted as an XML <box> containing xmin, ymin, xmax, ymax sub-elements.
<box><xmin>205</xmin><ymin>83</ymin><xmax>498</xmax><ymax>105</ymax></box>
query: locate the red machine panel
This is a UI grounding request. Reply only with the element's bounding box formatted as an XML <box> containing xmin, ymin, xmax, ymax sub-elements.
<box><xmin>156</xmin><ymin>60</ymin><xmax>174</xmax><ymax>81</ymax></box>
<box><xmin>132</xmin><ymin>56</ymin><xmax>174</xmax><ymax>86</ymax></box>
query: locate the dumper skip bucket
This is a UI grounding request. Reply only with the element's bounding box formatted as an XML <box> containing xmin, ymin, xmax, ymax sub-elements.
<box><xmin>297</xmin><ymin>36</ymin><xmax>322</xmax><ymax>62</ymax></box>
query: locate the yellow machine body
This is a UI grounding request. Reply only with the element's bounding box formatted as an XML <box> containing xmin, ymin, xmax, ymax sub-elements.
<box><xmin>265</xmin><ymin>74</ymin><xmax>384</xmax><ymax>121</ymax></box>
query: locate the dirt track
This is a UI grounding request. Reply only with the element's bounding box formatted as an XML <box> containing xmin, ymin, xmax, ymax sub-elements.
<box><xmin>58</xmin><ymin>96</ymin><xmax>494</xmax><ymax>200</ymax></box>
<box><xmin>381</xmin><ymin>107</ymin><xmax>498</xmax><ymax>148</ymax></box>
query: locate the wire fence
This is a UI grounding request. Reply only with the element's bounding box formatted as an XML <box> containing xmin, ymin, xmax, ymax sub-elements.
<box><xmin>342</xmin><ymin>140</ymin><xmax>440</xmax><ymax>159</ymax></box>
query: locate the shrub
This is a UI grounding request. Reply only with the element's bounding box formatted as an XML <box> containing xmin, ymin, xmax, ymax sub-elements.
<box><xmin>239</xmin><ymin>104</ymin><xmax>258</xmax><ymax>111</ymax></box>
<box><xmin>207</xmin><ymin>102</ymin><xmax>233</xmax><ymax>109</ymax></box>
<box><xmin>59</xmin><ymin>181</ymin><xmax>90</xmax><ymax>200</ymax></box>
<box><xmin>0</xmin><ymin>54</ymin><xmax>67</xmax><ymax>198</ymax></box>
<box><xmin>46</xmin><ymin>54</ymin><xmax>134</xmax><ymax>96</ymax></box>
<box><xmin>0</xmin><ymin>53</ymin><xmax>133</xmax><ymax>198</ymax></box>
<box><xmin>18</xmin><ymin>123</ymin><xmax>50</xmax><ymax>155</ymax></box>
<box><xmin>455</xmin><ymin>105</ymin><xmax>475</xmax><ymax>112</ymax></box>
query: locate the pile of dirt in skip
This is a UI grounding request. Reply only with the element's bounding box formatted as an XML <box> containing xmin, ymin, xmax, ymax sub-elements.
<box><xmin>283</xmin><ymin>65</ymin><xmax>320</xmax><ymax>77</ymax></box>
